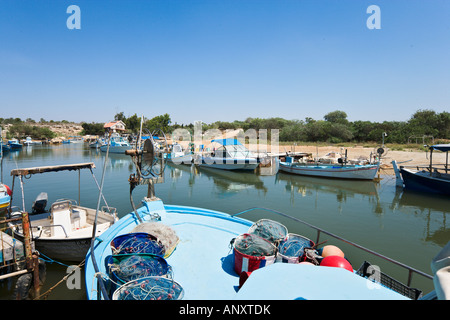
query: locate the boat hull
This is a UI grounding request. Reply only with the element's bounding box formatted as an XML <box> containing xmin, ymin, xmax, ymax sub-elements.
<box><xmin>167</xmin><ymin>154</ymin><xmax>193</xmax><ymax>165</ymax></box>
<box><xmin>100</xmin><ymin>145</ymin><xmax>132</xmax><ymax>154</ymax></box>
<box><xmin>400</xmin><ymin>168</ymin><xmax>450</xmax><ymax>195</ymax></box>
<box><xmin>14</xmin><ymin>233</ymin><xmax>91</xmax><ymax>262</ymax></box>
<box><xmin>196</xmin><ymin>157</ymin><xmax>259</xmax><ymax>171</ymax></box>
<box><xmin>279</xmin><ymin>162</ymin><xmax>379</xmax><ymax>180</ymax></box>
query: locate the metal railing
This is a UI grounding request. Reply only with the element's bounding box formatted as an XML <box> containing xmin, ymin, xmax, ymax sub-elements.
<box><xmin>231</xmin><ymin>207</ymin><xmax>433</xmax><ymax>287</ymax></box>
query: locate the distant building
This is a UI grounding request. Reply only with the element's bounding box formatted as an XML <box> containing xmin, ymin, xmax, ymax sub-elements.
<box><xmin>104</xmin><ymin>120</ymin><xmax>126</xmax><ymax>132</ymax></box>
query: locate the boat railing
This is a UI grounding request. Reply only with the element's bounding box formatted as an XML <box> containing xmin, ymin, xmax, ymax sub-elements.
<box><xmin>231</xmin><ymin>207</ymin><xmax>433</xmax><ymax>287</ymax></box>
<box><xmin>32</xmin><ymin>224</ymin><xmax>69</xmax><ymax>238</ymax></box>
<box><xmin>400</xmin><ymin>163</ymin><xmax>449</xmax><ymax>174</ymax></box>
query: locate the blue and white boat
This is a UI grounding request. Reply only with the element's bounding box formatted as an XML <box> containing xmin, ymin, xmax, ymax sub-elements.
<box><xmin>23</xmin><ymin>136</ymin><xmax>34</xmax><ymax>146</ymax></box>
<box><xmin>279</xmin><ymin>156</ymin><xmax>379</xmax><ymax>180</ymax></box>
<box><xmin>393</xmin><ymin>144</ymin><xmax>450</xmax><ymax>196</ymax></box>
<box><xmin>89</xmin><ymin>138</ymin><xmax>106</xmax><ymax>149</ymax></box>
<box><xmin>195</xmin><ymin>139</ymin><xmax>260</xmax><ymax>171</ymax></box>
<box><xmin>165</xmin><ymin>143</ymin><xmax>193</xmax><ymax>164</ymax></box>
<box><xmin>100</xmin><ymin>135</ymin><xmax>132</xmax><ymax>154</ymax></box>
<box><xmin>7</xmin><ymin>139</ymin><xmax>22</xmax><ymax>150</ymax></box>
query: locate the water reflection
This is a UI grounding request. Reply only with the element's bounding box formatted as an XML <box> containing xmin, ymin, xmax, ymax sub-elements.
<box><xmin>392</xmin><ymin>188</ymin><xmax>450</xmax><ymax>247</ymax></box>
<box><xmin>274</xmin><ymin>172</ymin><xmax>386</xmax><ymax>217</ymax></box>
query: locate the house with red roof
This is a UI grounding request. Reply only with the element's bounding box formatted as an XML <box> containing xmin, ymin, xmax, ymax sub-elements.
<box><xmin>104</xmin><ymin>120</ymin><xmax>126</xmax><ymax>132</ymax></box>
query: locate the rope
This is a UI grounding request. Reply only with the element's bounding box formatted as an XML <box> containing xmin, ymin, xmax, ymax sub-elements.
<box><xmin>34</xmin><ymin>259</ymin><xmax>85</xmax><ymax>300</ymax></box>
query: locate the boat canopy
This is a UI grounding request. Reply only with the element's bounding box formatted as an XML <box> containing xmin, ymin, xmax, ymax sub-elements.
<box><xmin>10</xmin><ymin>162</ymin><xmax>96</xmax><ymax>177</ymax></box>
<box><xmin>211</xmin><ymin>138</ymin><xmax>243</xmax><ymax>146</ymax></box>
<box><xmin>431</xmin><ymin>144</ymin><xmax>450</xmax><ymax>152</ymax></box>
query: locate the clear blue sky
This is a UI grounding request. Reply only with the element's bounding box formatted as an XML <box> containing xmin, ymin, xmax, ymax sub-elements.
<box><xmin>1</xmin><ymin>0</ymin><xmax>449</xmax><ymax>125</ymax></box>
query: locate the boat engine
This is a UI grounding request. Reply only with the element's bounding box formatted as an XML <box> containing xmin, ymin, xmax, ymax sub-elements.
<box><xmin>32</xmin><ymin>192</ymin><xmax>48</xmax><ymax>214</ymax></box>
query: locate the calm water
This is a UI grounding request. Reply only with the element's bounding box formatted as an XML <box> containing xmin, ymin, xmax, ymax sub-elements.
<box><xmin>0</xmin><ymin>143</ymin><xmax>448</xmax><ymax>299</ymax></box>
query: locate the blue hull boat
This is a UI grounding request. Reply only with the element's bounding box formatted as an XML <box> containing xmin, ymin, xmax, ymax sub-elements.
<box><xmin>393</xmin><ymin>144</ymin><xmax>450</xmax><ymax>196</ymax></box>
<box><xmin>85</xmin><ymin>198</ymin><xmax>426</xmax><ymax>300</ymax></box>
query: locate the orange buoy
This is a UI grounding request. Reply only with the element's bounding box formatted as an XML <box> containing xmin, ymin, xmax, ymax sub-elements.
<box><xmin>321</xmin><ymin>245</ymin><xmax>345</xmax><ymax>258</ymax></box>
<box><xmin>320</xmin><ymin>255</ymin><xmax>353</xmax><ymax>272</ymax></box>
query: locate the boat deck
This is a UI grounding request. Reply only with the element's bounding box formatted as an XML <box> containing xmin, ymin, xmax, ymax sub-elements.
<box><xmin>86</xmin><ymin>200</ymin><xmax>252</xmax><ymax>300</ymax></box>
<box><xmin>86</xmin><ymin>200</ymin><xmax>410</xmax><ymax>300</ymax></box>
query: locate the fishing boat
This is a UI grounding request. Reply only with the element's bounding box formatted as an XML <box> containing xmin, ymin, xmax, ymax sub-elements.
<box><xmin>89</xmin><ymin>138</ymin><xmax>106</xmax><ymax>149</ymax></box>
<box><xmin>0</xmin><ymin>184</ymin><xmax>11</xmax><ymax>210</ymax></box>
<box><xmin>392</xmin><ymin>144</ymin><xmax>450</xmax><ymax>196</ymax></box>
<box><xmin>100</xmin><ymin>135</ymin><xmax>132</xmax><ymax>154</ymax></box>
<box><xmin>8</xmin><ymin>162</ymin><xmax>118</xmax><ymax>262</ymax></box>
<box><xmin>195</xmin><ymin>139</ymin><xmax>260</xmax><ymax>171</ymax></box>
<box><xmin>7</xmin><ymin>139</ymin><xmax>22</xmax><ymax>150</ymax></box>
<box><xmin>165</xmin><ymin>143</ymin><xmax>193</xmax><ymax>164</ymax></box>
<box><xmin>23</xmin><ymin>137</ymin><xmax>34</xmax><ymax>146</ymax></box>
<box><xmin>279</xmin><ymin>157</ymin><xmax>380</xmax><ymax>180</ymax></box>
<box><xmin>0</xmin><ymin>144</ymin><xmax>10</xmax><ymax>154</ymax></box>
<box><xmin>84</xmin><ymin>141</ymin><xmax>437</xmax><ymax>301</ymax></box>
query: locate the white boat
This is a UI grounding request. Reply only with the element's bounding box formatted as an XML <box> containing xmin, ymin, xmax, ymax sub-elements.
<box><xmin>23</xmin><ymin>137</ymin><xmax>34</xmax><ymax>146</ymax></box>
<box><xmin>89</xmin><ymin>138</ymin><xmax>106</xmax><ymax>149</ymax></box>
<box><xmin>8</xmin><ymin>162</ymin><xmax>118</xmax><ymax>262</ymax></box>
<box><xmin>100</xmin><ymin>135</ymin><xmax>132</xmax><ymax>154</ymax></box>
<box><xmin>165</xmin><ymin>143</ymin><xmax>193</xmax><ymax>164</ymax></box>
<box><xmin>279</xmin><ymin>160</ymin><xmax>379</xmax><ymax>180</ymax></box>
<box><xmin>195</xmin><ymin>139</ymin><xmax>260</xmax><ymax>171</ymax></box>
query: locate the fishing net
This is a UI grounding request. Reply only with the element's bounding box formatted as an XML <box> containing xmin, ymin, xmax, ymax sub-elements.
<box><xmin>107</xmin><ymin>254</ymin><xmax>170</xmax><ymax>285</ymax></box>
<box><xmin>110</xmin><ymin>233</ymin><xmax>165</xmax><ymax>256</ymax></box>
<box><xmin>132</xmin><ymin>222</ymin><xmax>179</xmax><ymax>258</ymax></box>
<box><xmin>233</xmin><ymin>233</ymin><xmax>277</xmax><ymax>274</ymax></box>
<box><xmin>112</xmin><ymin>276</ymin><xmax>184</xmax><ymax>300</ymax></box>
<box><xmin>277</xmin><ymin>233</ymin><xmax>315</xmax><ymax>263</ymax></box>
<box><xmin>248</xmin><ymin>219</ymin><xmax>288</xmax><ymax>244</ymax></box>
<box><xmin>234</xmin><ymin>233</ymin><xmax>277</xmax><ymax>257</ymax></box>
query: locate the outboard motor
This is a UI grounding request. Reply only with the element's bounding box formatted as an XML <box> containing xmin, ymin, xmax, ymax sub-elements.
<box><xmin>32</xmin><ymin>192</ymin><xmax>48</xmax><ymax>214</ymax></box>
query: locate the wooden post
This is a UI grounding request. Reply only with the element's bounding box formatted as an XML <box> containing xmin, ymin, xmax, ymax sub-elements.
<box><xmin>429</xmin><ymin>148</ymin><xmax>433</xmax><ymax>176</ymax></box>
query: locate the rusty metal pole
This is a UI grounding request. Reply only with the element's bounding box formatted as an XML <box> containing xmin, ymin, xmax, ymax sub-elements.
<box><xmin>22</xmin><ymin>211</ymin><xmax>41</xmax><ymax>297</ymax></box>
<box><xmin>32</xmin><ymin>253</ymin><xmax>40</xmax><ymax>298</ymax></box>
<box><xmin>21</xmin><ymin>211</ymin><xmax>33</xmax><ymax>271</ymax></box>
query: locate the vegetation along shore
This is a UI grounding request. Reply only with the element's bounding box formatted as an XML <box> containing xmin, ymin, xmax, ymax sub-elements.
<box><xmin>1</xmin><ymin>109</ymin><xmax>448</xmax><ymax>172</ymax></box>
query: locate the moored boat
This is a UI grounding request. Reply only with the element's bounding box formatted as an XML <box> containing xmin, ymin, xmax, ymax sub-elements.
<box><xmin>8</xmin><ymin>162</ymin><xmax>118</xmax><ymax>262</ymax></box>
<box><xmin>279</xmin><ymin>160</ymin><xmax>380</xmax><ymax>180</ymax></box>
<box><xmin>7</xmin><ymin>139</ymin><xmax>22</xmax><ymax>150</ymax></box>
<box><xmin>23</xmin><ymin>137</ymin><xmax>34</xmax><ymax>146</ymax></box>
<box><xmin>195</xmin><ymin>139</ymin><xmax>260</xmax><ymax>171</ymax></box>
<box><xmin>165</xmin><ymin>143</ymin><xmax>193</xmax><ymax>164</ymax></box>
<box><xmin>0</xmin><ymin>183</ymin><xmax>11</xmax><ymax>210</ymax></box>
<box><xmin>100</xmin><ymin>135</ymin><xmax>132</xmax><ymax>154</ymax></box>
<box><xmin>393</xmin><ymin>144</ymin><xmax>450</xmax><ymax>196</ymax></box>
